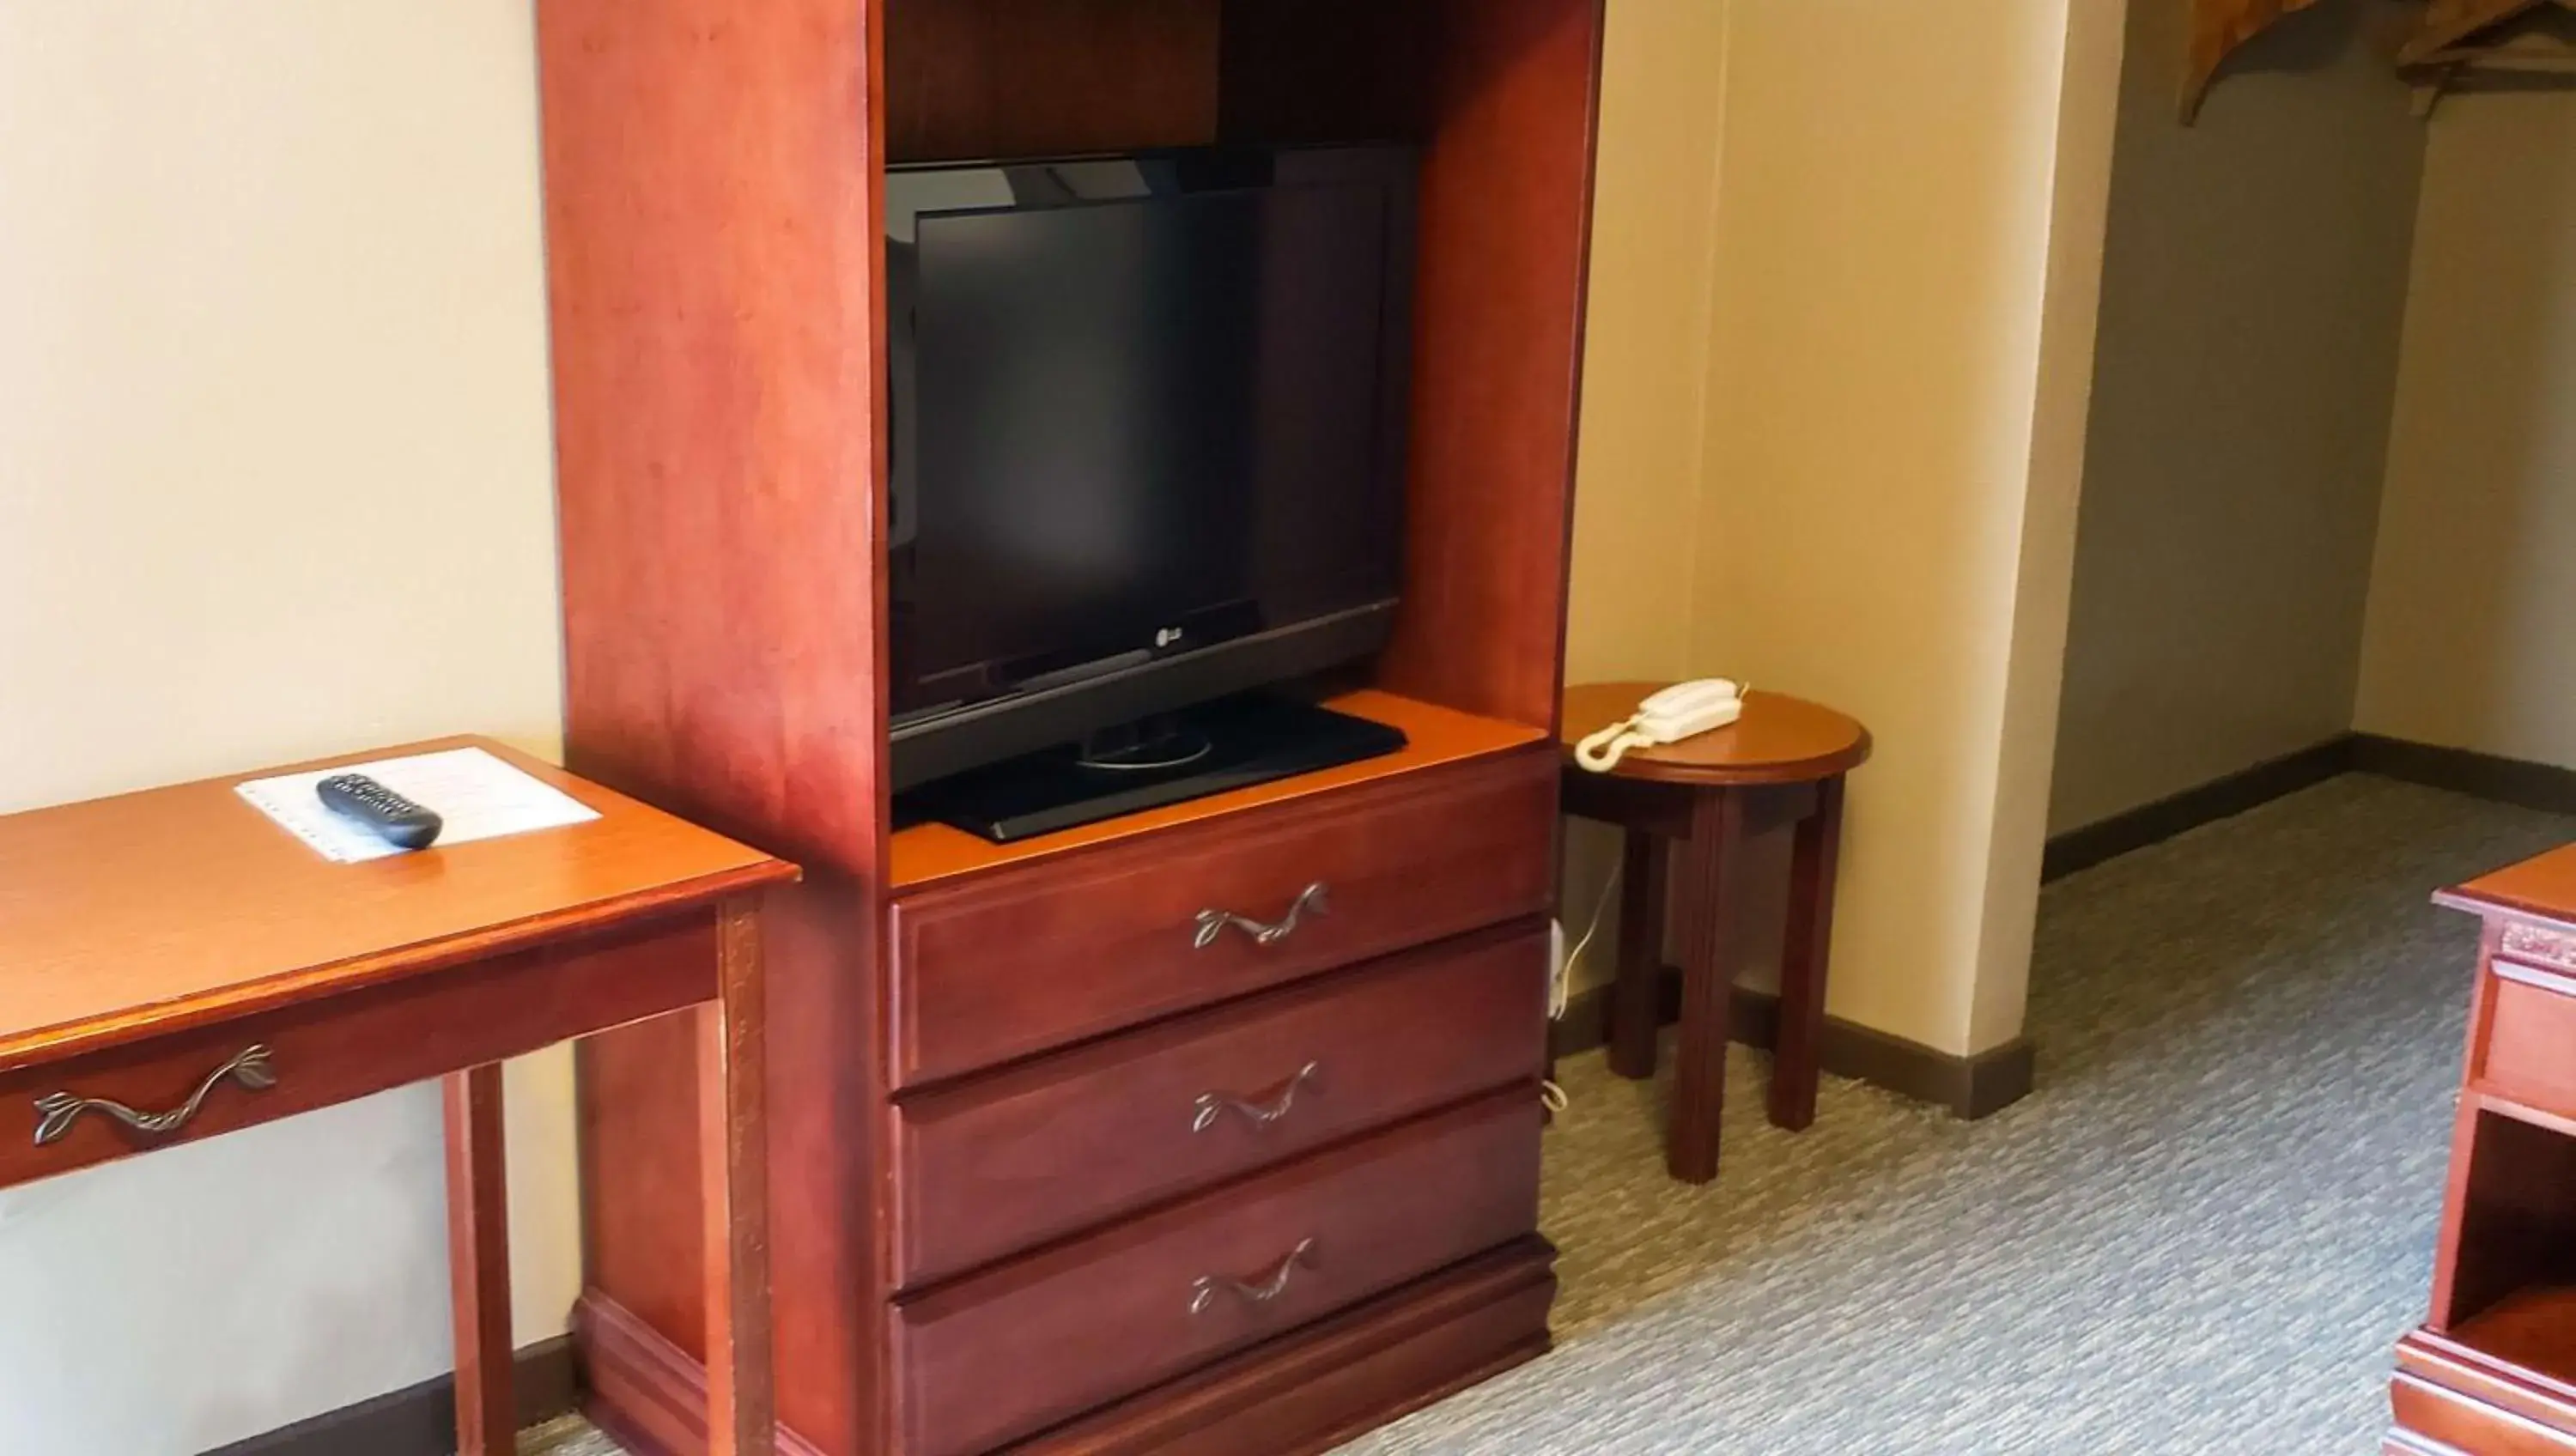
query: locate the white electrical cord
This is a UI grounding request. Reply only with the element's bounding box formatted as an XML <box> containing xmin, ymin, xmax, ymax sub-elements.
<box><xmin>1540</xmin><ymin>857</ymin><xmax>1628</xmax><ymax>1124</ymax></box>
<box><xmin>1552</xmin><ymin>858</ymin><xmax>1622</xmax><ymax>1019</ymax></box>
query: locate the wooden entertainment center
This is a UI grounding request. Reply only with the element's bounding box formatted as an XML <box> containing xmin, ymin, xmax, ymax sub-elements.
<box><xmin>532</xmin><ymin>2</ymin><xmax>1605</xmax><ymax>1453</ymax></box>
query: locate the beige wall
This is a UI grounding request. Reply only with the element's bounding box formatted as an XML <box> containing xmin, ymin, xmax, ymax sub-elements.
<box><xmin>0</xmin><ymin>3</ymin><xmax>570</xmax><ymax>1450</ymax></box>
<box><xmin>1563</xmin><ymin>0</ymin><xmax>2123</xmax><ymax>1055</ymax></box>
<box><xmin>1558</xmin><ymin>1</ymin><xmax>1731</xmax><ymax>987</ymax></box>
<box><xmin>2048</xmin><ymin>0</ymin><xmax>2424</xmax><ymax>834</ymax></box>
<box><xmin>2358</xmin><ymin>90</ymin><xmax>2576</xmax><ymax>766</ymax></box>
<box><xmin>1691</xmin><ymin>0</ymin><xmax>2121</xmax><ymax>1057</ymax></box>
<box><xmin>1562</xmin><ymin>3</ymin><xmax>1726</xmax><ymax>693</ymax></box>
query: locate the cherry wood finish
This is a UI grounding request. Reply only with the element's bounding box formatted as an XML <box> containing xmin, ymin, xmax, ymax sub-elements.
<box><xmin>581</xmin><ymin>1291</ymin><xmax>831</xmax><ymax>1456</ymax></box>
<box><xmin>1371</xmin><ymin>0</ymin><xmax>1605</xmax><ymax>731</ymax></box>
<box><xmin>447</xmin><ymin>1065</ymin><xmax>517</xmax><ymax>1456</ymax></box>
<box><xmin>536</xmin><ymin>0</ymin><xmax>890</xmax><ymax>1446</ymax></box>
<box><xmin>1558</xmin><ymin>683</ymin><xmax>1873</xmax><ymax>787</ymax></box>
<box><xmin>1664</xmin><ymin>789</ymin><xmax>1746</xmax><ymax>1185</ymax></box>
<box><xmin>0</xmin><ymin>737</ymin><xmax>782</xmax><ymax>1068</ymax></box>
<box><xmin>1774</xmin><ymin>774</ymin><xmax>1845</xmax><ymax>1131</ymax></box>
<box><xmin>535</xmin><ymin>0</ymin><xmax>885</xmax><ymax>883</ymax></box>
<box><xmin>578</xmin><ymin>1238</ymin><xmax>1553</xmax><ymax>1456</ymax></box>
<box><xmin>1558</xmin><ymin>686</ymin><xmax>1868</xmax><ymax>1184</ymax></box>
<box><xmin>2391</xmin><ymin>851</ymin><xmax>2576</xmax><ymax>1453</ymax></box>
<box><xmin>2442</xmin><ymin>845</ymin><xmax>2576</xmax><ymax>928</ymax></box>
<box><xmin>2447</xmin><ymin>1290</ymin><xmax>2576</xmax><ymax>1394</ymax></box>
<box><xmin>893</xmin><ymin>1093</ymin><xmax>1543</xmax><ymax>1456</ymax></box>
<box><xmin>1606</xmin><ymin>832</ymin><xmax>1668</xmax><ymax>1079</ymax></box>
<box><xmin>0</xmin><ymin>913</ymin><xmax>709</xmax><ymax>1190</ymax></box>
<box><xmin>702</xmin><ymin>901</ymin><xmax>777</xmax><ymax>1456</ymax></box>
<box><xmin>1213</xmin><ymin>0</ymin><xmax>1419</xmax><ymax>145</ymax></box>
<box><xmin>2434</xmin><ymin>1096</ymin><xmax>2576</xmax><ymax>1333</ymax></box>
<box><xmin>1009</xmin><ymin>1238</ymin><xmax>1556</xmax><ymax>1455</ymax></box>
<box><xmin>890</xmin><ymin>691</ymin><xmax>1546</xmax><ymax>890</ymax></box>
<box><xmin>2392</xmin><ymin>1313</ymin><xmax>2576</xmax><ymax>1455</ymax></box>
<box><xmin>2479</xmin><ymin>963</ymin><xmax>2576</xmax><ymax>1120</ymax></box>
<box><xmin>885</xmin><ymin>0</ymin><xmax>1220</xmax><ymax>163</ymax></box>
<box><xmin>1216</xmin><ymin>0</ymin><xmax>1606</xmax><ymax>732</ymax></box>
<box><xmin>890</xmin><ymin>749</ymin><xmax>1553</xmax><ymax>1087</ymax></box>
<box><xmin>0</xmin><ymin>744</ymin><xmax>792</xmax><ymax>1456</ymax></box>
<box><xmin>539</xmin><ymin>0</ymin><xmax>1606</xmax><ymax>1446</ymax></box>
<box><xmin>894</xmin><ymin>923</ymin><xmax>1549</xmax><ymax>1288</ymax></box>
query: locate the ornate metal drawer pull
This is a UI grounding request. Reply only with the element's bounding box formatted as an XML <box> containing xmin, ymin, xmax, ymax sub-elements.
<box><xmin>1189</xmin><ymin>1237</ymin><xmax>1317</xmax><ymax>1316</ymax></box>
<box><xmin>1192</xmin><ymin>1061</ymin><xmax>1321</xmax><ymax>1133</ymax></box>
<box><xmin>1194</xmin><ymin>883</ymin><xmax>1329</xmax><ymax>950</ymax></box>
<box><xmin>33</xmin><ymin>1045</ymin><xmax>279</xmax><ymax>1148</ymax></box>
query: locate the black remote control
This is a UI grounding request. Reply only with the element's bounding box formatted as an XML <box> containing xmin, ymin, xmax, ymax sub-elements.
<box><xmin>315</xmin><ymin>774</ymin><xmax>444</xmax><ymax>851</ymax></box>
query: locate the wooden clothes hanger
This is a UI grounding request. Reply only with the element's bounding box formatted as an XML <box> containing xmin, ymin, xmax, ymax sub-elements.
<box><xmin>2401</xmin><ymin>0</ymin><xmax>2567</xmax><ymax>64</ymax></box>
<box><xmin>2184</xmin><ymin>0</ymin><xmax>2576</xmax><ymax>124</ymax></box>
<box><xmin>2402</xmin><ymin>0</ymin><xmax>2576</xmax><ymax>116</ymax></box>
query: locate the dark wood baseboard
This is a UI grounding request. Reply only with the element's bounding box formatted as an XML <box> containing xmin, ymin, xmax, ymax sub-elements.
<box><xmin>2039</xmin><ymin>732</ymin><xmax>2576</xmax><ymax>889</ymax></box>
<box><xmin>2352</xmin><ymin>733</ymin><xmax>2576</xmax><ymax>816</ymax></box>
<box><xmin>2041</xmin><ymin>735</ymin><xmax>2357</xmax><ymax>883</ymax></box>
<box><xmin>201</xmin><ymin>1335</ymin><xmax>578</xmax><ymax>1456</ymax></box>
<box><xmin>1550</xmin><ymin>971</ymin><xmax>2036</xmax><ymax>1120</ymax></box>
<box><xmin>1544</xmin><ymin>733</ymin><xmax>2576</xmax><ymax>1125</ymax></box>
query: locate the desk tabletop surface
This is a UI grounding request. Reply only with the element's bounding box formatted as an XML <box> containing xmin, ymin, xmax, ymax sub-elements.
<box><xmin>0</xmin><ymin>737</ymin><xmax>794</xmax><ymax>1067</ymax></box>
<box><xmin>2440</xmin><ymin>841</ymin><xmax>2576</xmax><ymax>930</ymax></box>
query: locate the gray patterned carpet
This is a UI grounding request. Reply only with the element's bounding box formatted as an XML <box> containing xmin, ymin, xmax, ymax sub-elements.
<box><xmin>526</xmin><ymin>775</ymin><xmax>2568</xmax><ymax>1455</ymax></box>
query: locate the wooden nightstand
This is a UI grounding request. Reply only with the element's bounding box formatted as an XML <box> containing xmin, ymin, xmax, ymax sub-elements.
<box><xmin>1558</xmin><ymin>683</ymin><xmax>1871</xmax><ymax>1185</ymax></box>
<box><xmin>2389</xmin><ymin>844</ymin><xmax>2576</xmax><ymax>1454</ymax></box>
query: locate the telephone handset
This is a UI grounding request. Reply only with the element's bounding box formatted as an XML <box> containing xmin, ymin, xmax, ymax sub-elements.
<box><xmin>1574</xmin><ymin>679</ymin><xmax>1746</xmax><ymax>772</ymax></box>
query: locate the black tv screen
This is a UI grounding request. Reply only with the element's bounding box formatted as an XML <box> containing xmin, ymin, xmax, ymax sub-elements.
<box><xmin>886</xmin><ymin>146</ymin><xmax>1417</xmax><ymax>788</ymax></box>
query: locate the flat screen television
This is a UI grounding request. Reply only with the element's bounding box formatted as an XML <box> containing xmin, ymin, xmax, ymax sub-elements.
<box><xmin>885</xmin><ymin>144</ymin><xmax>1419</xmax><ymax>794</ymax></box>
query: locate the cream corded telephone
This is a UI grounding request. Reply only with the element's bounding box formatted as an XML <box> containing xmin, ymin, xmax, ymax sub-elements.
<box><xmin>1573</xmin><ymin>679</ymin><xmax>1745</xmax><ymax>772</ymax></box>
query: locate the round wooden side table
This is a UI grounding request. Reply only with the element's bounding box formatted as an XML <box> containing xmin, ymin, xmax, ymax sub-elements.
<box><xmin>1558</xmin><ymin>682</ymin><xmax>1872</xmax><ymax>1184</ymax></box>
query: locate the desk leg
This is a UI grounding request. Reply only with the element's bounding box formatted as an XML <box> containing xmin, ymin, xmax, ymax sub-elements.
<box><xmin>443</xmin><ymin>1064</ymin><xmax>516</xmax><ymax>1456</ymax></box>
<box><xmin>701</xmin><ymin>895</ymin><xmax>775</xmax><ymax>1456</ymax></box>
<box><xmin>1668</xmin><ymin>790</ymin><xmax>1746</xmax><ymax>1184</ymax></box>
<box><xmin>1771</xmin><ymin>774</ymin><xmax>1844</xmax><ymax>1131</ymax></box>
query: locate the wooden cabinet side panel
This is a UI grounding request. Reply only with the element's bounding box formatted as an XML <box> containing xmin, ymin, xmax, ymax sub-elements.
<box><xmin>537</xmin><ymin>0</ymin><xmax>890</xmax><ymax>1452</ymax></box>
<box><xmin>538</xmin><ymin>0</ymin><xmax>886</xmax><ymax>878</ymax></box>
<box><xmin>1375</xmin><ymin>0</ymin><xmax>1605</xmax><ymax>733</ymax></box>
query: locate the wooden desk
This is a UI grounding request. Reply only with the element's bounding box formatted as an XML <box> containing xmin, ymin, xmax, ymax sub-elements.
<box><xmin>0</xmin><ymin>737</ymin><xmax>795</xmax><ymax>1456</ymax></box>
<box><xmin>2389</xmin><ymin>845</ymin><xmax>2576</xmax><ymax>1455</ymax></box>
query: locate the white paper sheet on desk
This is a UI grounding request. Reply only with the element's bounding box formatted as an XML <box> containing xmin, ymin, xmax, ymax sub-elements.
<box><xmin>234</xmin><ymin>746</ymin><xmax>602</xmax><ymax>864</ymax></box>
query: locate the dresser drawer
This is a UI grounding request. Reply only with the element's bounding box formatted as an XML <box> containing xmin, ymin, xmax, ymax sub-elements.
<box><xmin>0</xmin><ymin>916</ymin><xmax>714</xmax><ymax>1188</ymax></box>
<box><xmin>888</xmin><ymin>748</ymin><xmax>1554</xmax><ymax>1087</ymax></box>
<box><xmin>890</xmin><ymin>1090</ymin><xmax>1542</xmax><ymax>1456</ymax></box>
<box><xmin>892</xmin><ymin>921</ymin><xmax>1548</xmax><ymax>1288</ymax></box>
<box><xmin>2478</xmin><ymin>946</ymin><xmax>2576</xmax><ymax>1119</ymax></box>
